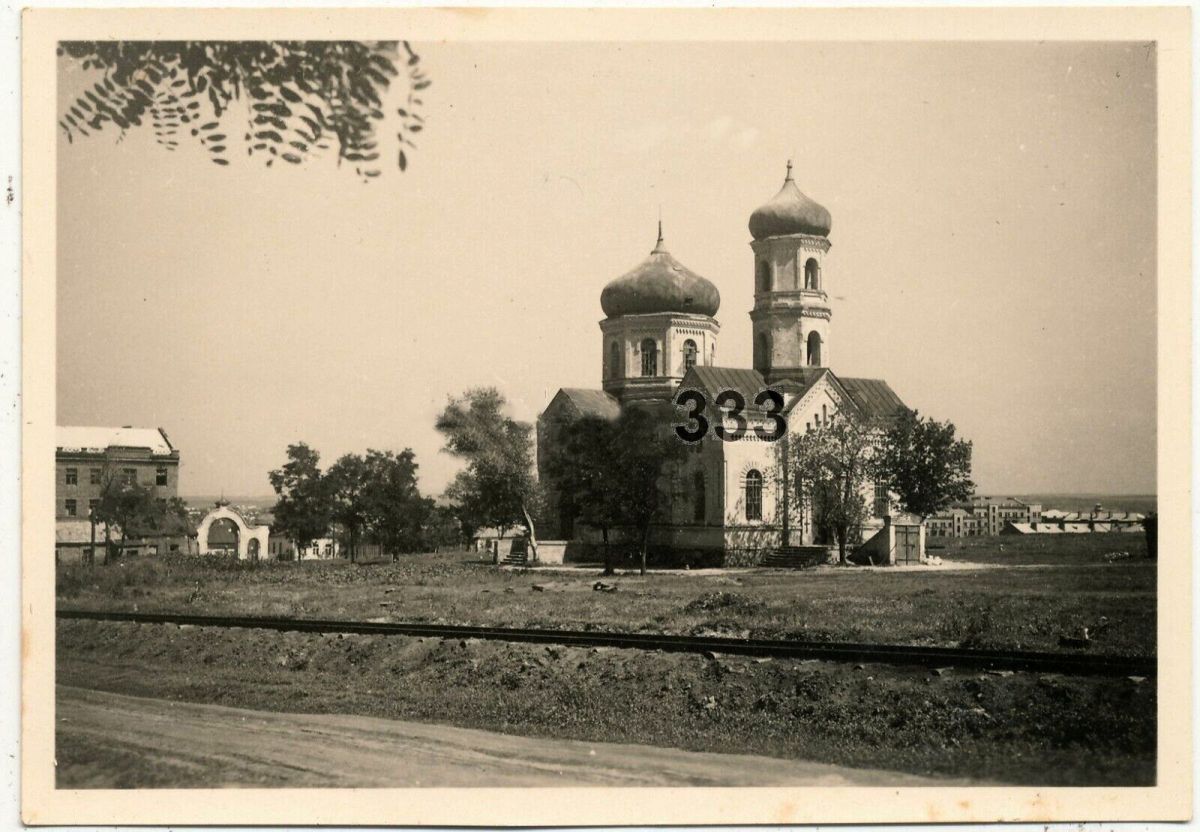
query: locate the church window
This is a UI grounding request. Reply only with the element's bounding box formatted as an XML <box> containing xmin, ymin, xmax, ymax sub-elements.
<box><xmin>683</xmin><ymin>339</ymin><xmax>698</xmax><ymax>372</ymax></box>
<box><xmin>745</xmin><ymin>470</ymin><xmax>763</xmax><ymax>521</ymax></box>
<box><xmin>822</xmin><ymin>404</ymin><xmax>828</xmax><ymax>423</ymax></box>
<box><xmin>640</xmin><ymin>338</ymin><xmax>658</xmax><ymax>377</ymax></box>
<box><xmin>754</xmin><ymin>331</ymin><xmax>770</xmax><ymax>372</ymax></box>
<box><xmin>693</xmin><ymin>471</ymin><xmax>706</xmax><ymax>522</ymax></box>
<box><xmin>757</xmin><ymin>260</ymin><xmax>771</xmax><ymax>293</ymax></box>
<box><xmin>805</xmin><ymin>258</ymin><xmax>820</xmax><ymax>290</ymax></box>
<box><xmin>807</xmin><ymin>331</ymin><xmax>822</xmax><ymax>366</ymax></box>
<box><xmin>874</xmin><ymin>481</ymin><xmax>890</xmax><ymax>517</ymax></box>
<box><xmin>608</xmin><ymin>341</ymin><xmax>621</xmax><ymax>379</ymax></box>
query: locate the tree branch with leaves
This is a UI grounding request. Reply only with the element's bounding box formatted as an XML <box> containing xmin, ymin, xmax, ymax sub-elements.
<box><xmin>58</xmin><ymin>40</ymin><xmax>430</xmax><ymax>179</ymax></box>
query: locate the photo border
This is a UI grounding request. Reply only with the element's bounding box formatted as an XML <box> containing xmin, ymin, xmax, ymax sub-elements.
<box><xmin>21</xmin><ymin>6</ymin><xmax>1192</xmax><ymax>825</ymax></box>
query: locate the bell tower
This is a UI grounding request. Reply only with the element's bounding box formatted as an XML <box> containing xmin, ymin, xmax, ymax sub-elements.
<box><xmin>748</xmin><ymin>161</ymin><xmax>832</xmax><ymax>383</ymax></box>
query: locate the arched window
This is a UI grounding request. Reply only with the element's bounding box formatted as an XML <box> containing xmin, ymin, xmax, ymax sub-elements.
<box><xmin>693</xmin><ymin>471</ymin><xmax>706</xmax><ymax>522</ymax></box>
<box><xmin>754</xmin><ymin>331</ymin><xmax>770</xmax><ymax>372</ymax></box>
<box><xmin>804</xmin><ymin>258</ymin><xmax>820</xmax><ymax>290</ymax></box>
<box><xmin>757</xmin><ymin>260</ymin><xmax>772</xmax><ymax>293</ymax></box>
<box><xmin>608</xmin><ymin>341</ymin><xmax>621</xmax><ymax>379</ymax></box>
<box><xmin>807</xmin><ymin>331</ymin><xmax>822</xmax><ymax>367</ymax></box>
<box><xmin>745</xmin><ymin>469</ymin><xmax>763</xmax><ymax>521</ymax></box>
<box><xmin>640</xmin><ymin>338</ymin><xmax>658</xmax><ymax>377</ymax></box>
<box><xmin>683</xmin><ymin>339</ymin><xmax>698</xmax><ymax>372</ymax></box>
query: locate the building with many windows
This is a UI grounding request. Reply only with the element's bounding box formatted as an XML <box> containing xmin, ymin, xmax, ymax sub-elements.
<box><xmin>54</xmin><ymin>425</ymin><xmax>184</xmax><ymax>561</ymax></box>
<box><xmin>538</xmin><ymin>164</ymin><xmax>915</xmax><ymax>566</ymax></box>
<box><xmin>925</xmin><ymin>496</ymin><xmax>1043</xmax><ymax>538</ymax></box>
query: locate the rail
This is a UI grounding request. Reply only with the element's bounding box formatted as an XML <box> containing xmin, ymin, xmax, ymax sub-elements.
<box><xmin>57</xmin><ymin>609</ymin><xmax>1155</xmax><ymax>678</ymax></box>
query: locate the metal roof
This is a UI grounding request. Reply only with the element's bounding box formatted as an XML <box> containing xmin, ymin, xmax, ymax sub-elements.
<box><xmin>837</xmin><ymin>378</ymin><xmax>907</xmax><ymax>420</ymax></box>
<box><xmin>56</xmin><ymin>425</ymin><xmax>175</xmax><ymax>455</ymax></box>
<box><xmin>556</xmin><ymin>388</ymin><xmax>621</xmax><ymax>420</ymax></box>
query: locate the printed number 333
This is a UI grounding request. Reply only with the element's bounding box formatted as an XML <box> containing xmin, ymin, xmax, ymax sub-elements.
<box><xmin>674</xmin><ymin>389</ymin><xmax>786</xmax><ymax>442</ymax></box>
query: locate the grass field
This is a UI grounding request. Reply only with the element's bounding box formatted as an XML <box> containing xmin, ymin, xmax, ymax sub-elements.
<box><xmin>932</xmin><ymin>531</ymin><xmax>1149</xmax><ymax>565</ymax></box>
<box><xmin>57</xmin><ymin>534</ymin><xmax>1156</xmax><ymax>656</ymax></box>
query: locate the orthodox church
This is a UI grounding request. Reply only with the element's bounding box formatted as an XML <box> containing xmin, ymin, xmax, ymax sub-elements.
<box><xmin>538</xmin><ymin>163</ymin><xmax>912</xmax><ymax>566</ymax></box>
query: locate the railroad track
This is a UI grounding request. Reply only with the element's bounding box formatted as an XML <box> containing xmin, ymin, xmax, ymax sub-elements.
<box><xmin>57</xmin><ymin>609</ymin><xmax>1156</xmax><ymax>678</ymax></box>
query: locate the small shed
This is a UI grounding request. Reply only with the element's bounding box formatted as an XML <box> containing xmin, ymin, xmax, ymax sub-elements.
<box><xmin>854</xmin><ymin>513</ymin><xmax>926</xmax><ymax>566</ymax></box>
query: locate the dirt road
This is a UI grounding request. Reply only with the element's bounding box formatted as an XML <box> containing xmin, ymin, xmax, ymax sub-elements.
<box><xmin>57</xmin><ymin>686</ymin><xmax>961</xmax><ymax>788</ymax></box>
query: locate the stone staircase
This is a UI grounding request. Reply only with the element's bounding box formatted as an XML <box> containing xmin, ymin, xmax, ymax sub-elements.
<box><xmin>500</xmin><ymin>549</ymin><xmax>529</xmax><ymax>567</ymax></box>
<box><xmin>761</xmin><ymin>546</ymin><xmax>831</xmax><ymax>569</ymax></box>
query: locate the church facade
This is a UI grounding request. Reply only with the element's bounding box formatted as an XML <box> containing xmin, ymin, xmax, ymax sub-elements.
<box><xmin>538</xmin><ymin>164</ymin><xmax>911</xmax><ymax>566</ymax></box>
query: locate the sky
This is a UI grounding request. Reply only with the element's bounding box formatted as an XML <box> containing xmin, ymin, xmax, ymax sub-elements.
<box><xmin>57</xmin><ymin>40</ymin><xmax>1157</xmax><ymax>498</ymax></box>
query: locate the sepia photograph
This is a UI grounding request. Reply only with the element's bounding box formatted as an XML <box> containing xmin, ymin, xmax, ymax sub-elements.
<box><xmin>19</xmin><ymin>6</ymin><xmax>1192</xmax><ymax>826</ymax></box>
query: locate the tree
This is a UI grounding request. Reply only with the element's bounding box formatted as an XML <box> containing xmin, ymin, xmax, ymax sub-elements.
<box><xmin>361</xmin><ymin>448</ymin><xmax>433</xmax><ymax>559</ymax></box>
<box><xmin>541</xmin><ymin>414</ymin><xmax>625</xmax><ymax>574</ymax></box>
<box><xmin>610</xmin><ymin>407</ymin><xmax>689</xmax><ymax>575</ymax></box>
<box><xmin>268</xmin><ymin>442</ymin><xmax>332</xmax><ymax>557</ymax></box>
<box><xmin>325</xmin><ymin>453</ymin><xmax>371</xmax><ymax>562</ymax></box>
<box><xmin>876</xmin><ymin>409</ymin><xmax>974</xmax><ymax>519</ymax></box>
<box><xmin>92</xmin><ymin>477</ymin><xmax>170</xmax><ymax>563</ymax></box>
<box><xmin>436</xmin><ymin>388</ymin><xmax>542</xmax><ymax>559</ymax></box>
<box><xmin>423</xmin><ymin>505</ymin><xmax>464</xmax><ymax>552</ymax></box>
<box><xmin>790</xmin><ymin>414</ymin><xmax>875</xmax><ymax>565</ymax></box>
<box><xmin>58</xmin><ymin>40</ymin><xmax>430</xmax><ymax>179</ymax></box>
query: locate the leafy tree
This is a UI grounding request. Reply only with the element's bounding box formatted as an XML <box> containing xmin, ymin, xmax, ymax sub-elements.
<box><xmin>876</xmin><ymin>409</ymin><xmax>974</xmax><ymax>519</ymax></box>
<box><xmin>92</xmin><ymin>476</ymin><xmax>179</xmax><ymax>563</ymax></box>
<box><xmin>543</xmin><ymin>414</ymin><xmax>618</xmax><ymax>572</ymax></box>
<box><xmin>361</xmin><ymin>448</ymin><xmax>433</xmax><ymax>559</ymax></box>
<box><xmin>790</xmin><ymin>414</ymin><xmax>875</xmax><ymax>565</ymax></box>
<box><xmin>57</xmin><ymin>40</ymin><xmax>429</xmax><ymax>179</ymax></box>
<box><xmin>435</xmin><ymin>388</ymin><xmax>542</xmax><ymax>559</ymax></box>
<box><xmin>423</xmin><ymin>505</ymin><xmax>464</xmax><ymax>552</ymax></box>
<box><xmin>268</xmin><ymin>442</ymin><xmax>332</xmax><ymax>557</ymax></box>
<box><xmin>325</xmin><ymin>452</ymin><xmax>371</xmax><ymax>562</ymax></box>
<box><xmin>610</xmin><ymin>407</ymin><xmax>689</xmax><ymax>575</ymax></box>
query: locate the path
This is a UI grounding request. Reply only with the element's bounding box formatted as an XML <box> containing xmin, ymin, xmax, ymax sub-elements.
<box><xmin>56</xmin><ymin>686</ymin><xmax>965</xmax><ymax>788</ymax></box>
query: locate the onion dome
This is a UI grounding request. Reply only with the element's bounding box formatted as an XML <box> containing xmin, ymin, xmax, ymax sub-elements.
<box><xmin>600</xmin><ymin>223</ymin><xmax>721</xmax><ymax>318</ymax></box>
<box><xmin>748</xmin><ymin>161</ymin><xmax>832</xmax><ymax>240</ymax></box>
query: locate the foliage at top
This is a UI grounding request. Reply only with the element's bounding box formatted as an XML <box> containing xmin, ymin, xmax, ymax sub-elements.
<box><xmin>268</xmin><ymin>442</ymin><xmax>333</xmax><ymax>552</ymax></box>
<box><xmin>435</xmin><ymin>388</ymin><xmax>542</xmax><ymax>547</ymax></box>
<box><xmin>89</xmin><ymin>463</ymin><xmax>190</xmax><ymax>565</ymax></box>
<box><xmin>57</xmin><ymin>40</ymin><xmax>429</xmax><ymax>179</ymax></box>
<box><xmin>876</xmin><ymin>409</ymin><xmax>974</xmax><ymax>518</ymax></box>
<box><xmin>789</xmin><ymin>413</ymin><xmax>876</xmax><ymax>565</ymax></box>
<box><xmin>542</xmin><ymin>405</ymin><xmax>687</xmax><ymax>574</ymax></box>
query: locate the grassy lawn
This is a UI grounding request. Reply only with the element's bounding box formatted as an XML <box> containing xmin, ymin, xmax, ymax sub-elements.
<box><xmin>57</xmin><ymin>536</ymin><xmax>1156</xmax><ymax>656</ymax></box>
<box><xmin>57</xmin><ymin>619</ymin><xmax>1156</xmax><ymax>786</ymax></box>
<box><xmin>931</xmin><ymin>532</ymin><xmax>1150</xmax><ymax>565</ymax></box>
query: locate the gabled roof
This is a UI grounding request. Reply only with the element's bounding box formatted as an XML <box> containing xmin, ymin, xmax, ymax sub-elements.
<box><xmin>679</xmin><ymin>366</ymin><xmax>776</xmax><ymax>415</ymax></box>
<box><xmin>57</xmin><ymin>425</ymin><xmax>175</xmax><ymax>455</ymax></box>
<box><xmin>837</xmin><ymin>377</ymin><xmax>907</xmax><ymax>421</ymax></box>
<box><xmin>546</xmin><ymin>388</ymin><xmax>621</xmax><ymax>421</ymax></box>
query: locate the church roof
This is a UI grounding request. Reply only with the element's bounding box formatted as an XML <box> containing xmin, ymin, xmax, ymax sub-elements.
<box><xmin>749</xmin><ymin>163</ymin><xmax>832</xmax><ymax>240</ymax></box>
<box><xmin>550</xmin><ymin>388</ymin><xmax>621</xmax><ymax>420</ymax></box>
<box><xmin>600</xmin><ymin>225</ymin><xmax>721</xmax><ymax>319</ymax></box>
<box><xmin>680</xmin><ymin>366</ymin><xmax>906</xmax><ymax>423</ymax></box>
<box><xmin>680</xmin><ymin>366</ymin><xmax>776</xmax><ymax>415</ymax></box>
<box><xmin>837</xmin><ymin>377</ymin><xmax>908</xmax><ymax>421</ymax></box>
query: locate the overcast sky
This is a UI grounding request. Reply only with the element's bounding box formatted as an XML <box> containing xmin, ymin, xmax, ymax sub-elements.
<box><xmin>57</xmin><ymin>40</ymin><xmax>1157</xmax><ymax>498</ymax></box>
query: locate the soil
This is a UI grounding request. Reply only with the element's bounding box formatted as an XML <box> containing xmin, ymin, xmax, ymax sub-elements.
<box><xmin>56</xmin><ymin>686</ymin><xmax>967</xmax><ymax>788</ymax></box>
<box><xmin>57</xmin><ymin>619</ymin><xmax>1156</xmax><ymax>787</ymax></box>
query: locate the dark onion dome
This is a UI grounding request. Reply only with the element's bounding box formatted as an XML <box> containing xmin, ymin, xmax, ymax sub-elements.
<box><xmin>748</xmin><ymin>161</ymin><xmax>832</xmax><ymax>240</ymax></box>
<box><xmin>600</xmin><ymin>224</ymin><xmax>721</xmax><ymax>318</ymax></box>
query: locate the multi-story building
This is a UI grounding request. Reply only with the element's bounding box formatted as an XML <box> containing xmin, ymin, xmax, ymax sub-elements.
<box><xmin>55</xmin><ymin>425</ymin><xmax>184</xmax><ymax>561</ymax></box>
<box><xmin>926</xmin><ymin>497</ymin><xmax>1043</xmax><ymax>538</ymax></box>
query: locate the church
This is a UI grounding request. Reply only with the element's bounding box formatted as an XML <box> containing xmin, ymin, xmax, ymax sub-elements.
<box><xmin>538</xmin><ymin>163</ymin><xmax>916</xmax><ymax>567</ymax></box>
